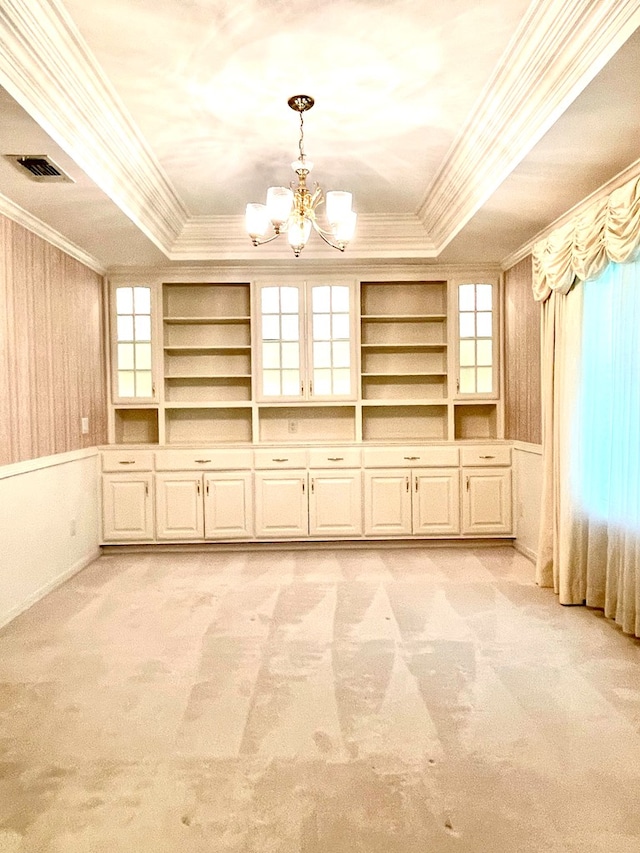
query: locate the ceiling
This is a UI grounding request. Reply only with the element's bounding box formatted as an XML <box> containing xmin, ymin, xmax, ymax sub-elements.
<box><xmin>0</xmin><ymin>0</ymin><xmax>639</xmax><ymax>272</ymax></box>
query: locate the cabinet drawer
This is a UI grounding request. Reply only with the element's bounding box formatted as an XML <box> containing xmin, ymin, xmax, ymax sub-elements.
<box><xmin>363</xmin><ymin>445</ymin><xmax>459</xmax><ymax>468</ymax></box>
<box><xmin>461</xmin><ymin>445</ymin><xmax>511</xmax><ymax>467</ymax></box>
<box><xmin>254</xmin><ymin>448</ymin><xmax>308</xmax><ymax>469</ymax></box>
<box><xmin>308</xmin><ymin>447</ymin><xmax>361</xmax><ymax>468</ymax></box>
<box><xmin>102</xmin><ymin>450</ymin><xmax>154</xmax><ymax>472</ymax></box>
<box><xmin>155</xmin><ymin>449</ymin><xmax>253</xmax><ymax>470</ymax></box>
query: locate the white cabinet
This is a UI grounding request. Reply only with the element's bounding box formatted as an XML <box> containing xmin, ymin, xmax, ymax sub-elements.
<box><xmin>155</xmin><ymin>473</ymin><xmax>204</xmax><ymax>540</ymax></box>
<box><xmin>102</xmin><ymin>474</ymin><xmax>154</xmax><ymax>541</ymax></box>
<box><xmin>155</xmin><ymin>472</ymin><xmax>253</xmax><ymax>541</ymax></box>
<box><xmin>364</xmin><ymin>470</ymin><xmax>412</xmax><ymax>535</ymax></box>
<box><xmin>254</xmin><ymin>470</ymin><xmax>308</xmax><ymax>538</ymax></box>
<box><xmin>413</xmin><ymin>469</ymin><xmax>460</xmax><ymax>535</ymax></box>
<box><xmin>204</xmin><ymin>472</ymin><xmax>253</xmax><ymax>539</ymax></box>
<box><xmin>309</xmin><ymin>470</ymin><xmax>362</xmax><ymax>537</ymax></box>
<box><xmin>460</xmin><ymin>444</ymin><xmax>512</xmax><ymax>535</ymax></box>
<box><xmin>462</xmin><ymin>468</ymin><xmax>512</xmax><ymax>535</ymax></box>
<box><xmin>364</xmin><ymin>468</ymin><xmax>460</xmax><ymax>537</ymax></box>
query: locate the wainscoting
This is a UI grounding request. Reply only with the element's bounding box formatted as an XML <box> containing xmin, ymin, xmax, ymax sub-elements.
<box><xmin>0</xmin><ymin>449</ymin><xmax>101</xmax><ymax>627</ymax></box>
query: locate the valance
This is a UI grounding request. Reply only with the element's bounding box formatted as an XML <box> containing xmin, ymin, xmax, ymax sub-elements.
<box><xmin>532</xmin><ymin>173</ymin><xmax>640</xmax><ymax>302</ymax></box>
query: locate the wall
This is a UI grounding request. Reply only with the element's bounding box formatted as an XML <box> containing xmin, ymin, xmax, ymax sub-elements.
<box><xmin>504</xmin><ymin>256</ymin><xmax>542</xmax><ymax>561</ymax></box>
<box><xmin>0</xmin><ymin>214</ymin><xmax>107</xmax><ymax>466</ymax></box>
<box><xmin>0</xmin><ymin>214</ymin><xmax>107</xmax><ymax>626</ymax></box>
<box><xmin>504</xmin><ymin>255</ymin><xmax>541</xmax><ymax>444</ymax></box>
<box><xmin>0</xmin><ymin>450</ymin><xmax>101</xmax><ymax>628</ymax></box>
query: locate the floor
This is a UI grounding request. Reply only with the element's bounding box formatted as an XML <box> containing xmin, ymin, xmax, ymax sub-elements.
<box><xmin>1</xmin><ymin>545</ymin><xmax>640</xmax><ymax>852</ymax></box>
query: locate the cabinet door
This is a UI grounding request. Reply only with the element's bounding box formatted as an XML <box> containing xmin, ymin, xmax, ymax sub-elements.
<box><xmin>155</xmin><ymin>473</ymin><xmax>204</xmax><ymax>540</ymax></box>
<box><xmin>102</xmin><ymin>474</ymin><xmax>153</xmax><ymax>541</ymax></box>
<box><xmin>364</xmin><ymin>469</ymin><xmax>412</xmax><ymax>536</ymax></box>
<box><xmin>413</xmin><ymin>468</ymin><xmax>460</xmax><ymax>536</ymax></box>
<box><xmin>309</xmin><ymin>470</ymin><xmax>362</xmax><ymax>537</ymax></box>
<box><xmin>204</xmin><ymin>473</ymin><xmax>253</xmax><ymax>539</ymax></box>
<box><xmin>254</xmin><ymin>471</ymin><xmax>308</xmax><ymax>537</ymax></box>
<box><xmin>462</xmin><ymin>468</ymin><xmax>512</xmax><ymax>535</ymax></box>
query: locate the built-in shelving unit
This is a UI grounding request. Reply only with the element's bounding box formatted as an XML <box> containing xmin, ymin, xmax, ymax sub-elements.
<box><xmin>113</xmin><ymin>407</ymin><xmax>159</xmax><ymax>444</ymax></box>
<box><xmin>360</xmin><ymin>281</ymin><xmax>449</xmax><ymax>442</ymax></box>
<box><xmin>162</xmin><ymin>283</ymin><xmax>253</xmax><ymax>443</ymax></box>
<box><xmin>109</xmin><ymin>275</ymin><xmax>501</xmax><ymax>446</ymax></box>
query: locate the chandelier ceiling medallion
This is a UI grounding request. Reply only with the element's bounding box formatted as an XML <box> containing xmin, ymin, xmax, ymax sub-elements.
<box><xmin>245</xmin><ymin>95</ymin><xmax>357</xmax><ymax>256</ymax></box>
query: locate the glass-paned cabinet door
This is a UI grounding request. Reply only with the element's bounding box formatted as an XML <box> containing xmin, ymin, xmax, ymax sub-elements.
<box><xmin>113</xmin><ymin>286</ymin><xmax>154</xmax><ymax>400</ymax></box>
<box><xmin>259</xmin><ymin>285</ymin><xmax>303</xmax><ymax>398</ymax></box>
<box><xmin>457</xmin><ymin>283</ymin><xmax>496</xmax><ymax>396</ymax></box>
<box><xmin>309</xmin><ymin>284</ymin><xmax>353</xmax><ymax>397</ymax></box>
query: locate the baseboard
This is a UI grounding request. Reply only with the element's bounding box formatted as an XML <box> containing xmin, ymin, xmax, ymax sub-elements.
<box><xmin>514</xmin><ymin>541</ymin><xmax>537</xmax><ymax>564</ymax></box>
<box><xmin>100</xmin><ymin>538</ymin><xmax>517</xmax><ymax>555</ymax></box>
<box><xmin>0</xmin><ymin>548</ymin><xmax>100</xmax><ymax>630</ymax></box>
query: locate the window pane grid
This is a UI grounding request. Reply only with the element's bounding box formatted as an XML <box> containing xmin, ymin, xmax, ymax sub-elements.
<box><xmin>311</xmin><ymin>285</ymin><xmax>351</xmax><ymax>396</ymax></box>
<box><xmin>260</xmin><ymin>286</ymin><xmax>301</xmax><ymax>397</ymax></box>
<box><xmin>458</xmin><ymin>283</ymin><xmax>493</xmax><ymax>394</ymax></box>
<box><xmin>115</xmin><ymin>286</ymin><xmax>153</xmax><ymax>398</ymax></box>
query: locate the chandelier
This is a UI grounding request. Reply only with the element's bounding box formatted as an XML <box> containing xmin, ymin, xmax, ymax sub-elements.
<box><xmin>245</xmin><ymin>95</ymin><xmax>357</xmax><ymax>256</ymax></box>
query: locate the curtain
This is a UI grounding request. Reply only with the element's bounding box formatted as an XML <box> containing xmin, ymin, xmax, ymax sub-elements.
<box><xmin>536</xmin><ymin>258</ymin><xmax>640</xmax><ymax>636</ymax></box>
<box><xmin>532</xmin><ymin>173</ymin><xmax>640</xmax><ymax>302</ymax></box>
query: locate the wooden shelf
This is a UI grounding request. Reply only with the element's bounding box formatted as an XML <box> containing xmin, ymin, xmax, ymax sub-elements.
<box><xmin>361</xmin><ymin>371</ymin><xmax>447</xmax><ymax>377</ymax></box>
<box><xmin>164</xmin><ymin>345</ymin><xmax>251</xmax><ymax>353</ymax></box>
<box><xmin>165</xmin><ymin>373</ymin><xmax>252</xmax><ymax>380</ymax></box>
<box><xmin>360</xmin><ymin>343</ymin><xmax>446</xmax><ymax>350</ymax></box>
<box><xmin>164</xmin><ymin>402</ymin><xmax>252</xmax><ymax>410</ymax></box>
<box><xmin>361</xmin><ymin>314</ymin><xmax>447</xmax><ymax>322</ymax></box>
<box><xmin>164</xmin><ymin>316</ymin><xmax>250</xmax><ymax>324</ymax></box>
<box><xmin>361</xmin><ymin>399</ymin><xmax>448</xmax><ymax>407</ymax></box>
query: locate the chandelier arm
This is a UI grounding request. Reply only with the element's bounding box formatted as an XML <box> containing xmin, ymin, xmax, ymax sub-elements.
<box><xmin>250</xmin><ymin>232</ymin><xmax>282</xmax><ymax>247</ymax></box>
<box><xmin>310</xmin><ymin>217</ymin><xmax>346</xmax><ymax>252</ymax></box>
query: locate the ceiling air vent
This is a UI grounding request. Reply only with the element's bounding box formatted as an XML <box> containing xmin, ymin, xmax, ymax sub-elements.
<box><xmin>5</xmin><ymin>154</ymin><xmax>74</xmax><ymax>183</ymax></box>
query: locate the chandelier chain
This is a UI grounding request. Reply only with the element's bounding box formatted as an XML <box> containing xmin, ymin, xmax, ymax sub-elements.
<box><xmin>298</xmin><ymin>111</ymin><xmax>305</xmax><ymax>162</ymax></box>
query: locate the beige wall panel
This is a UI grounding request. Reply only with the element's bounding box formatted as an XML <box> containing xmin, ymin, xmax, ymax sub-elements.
<box><xmin>504</xmin><ymin>256</ymin><xmax>541</xmax><ymax>445</ymax></box>
<box><xmin>0</xmin><ymin>215</ymin><xmax>107</xmax><ymax>466</ymax></box>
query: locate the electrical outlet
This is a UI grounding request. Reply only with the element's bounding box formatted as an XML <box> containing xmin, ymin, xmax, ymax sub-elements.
<box><xmin>288</xmin><ymin>420</ymin><xmax>298</xmax><ymax>434</ymax></box>
<box><xmin>81</xmin><ymin>416</ymin><xmax>89</xmax><ymax>434</ymax></box>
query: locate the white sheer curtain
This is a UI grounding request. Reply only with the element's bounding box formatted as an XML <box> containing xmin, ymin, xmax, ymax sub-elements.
<box><xmin>536</xmin><ymin>258</ymin><xmax>640</xmax><ymax>636</ymax></box>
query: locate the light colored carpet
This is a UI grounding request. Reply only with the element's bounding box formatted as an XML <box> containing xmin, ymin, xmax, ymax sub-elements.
<box><xmin>1</xmin><ymin>545</ymin><xmax>640</xmax><ymax>852</ymax></box>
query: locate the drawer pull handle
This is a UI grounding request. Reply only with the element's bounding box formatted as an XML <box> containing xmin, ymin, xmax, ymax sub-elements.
<box><xmin>118</xmin><ymin>460</ymin><xmax>136</xmax><ymax>465</ymax></box>
<box><xmin>479</xmin><ymin>455</ymin><xmax>495</xmax><ymax>459</ymax></box>
<box><xmin>195</xmin><ymin>459</ymin><xmax>211</xmax><ymax>464</ymax></box>
<box><xmin>404</xmin><ymin>456</ymin><xmax>419</xmax><ymax>461</ymax></box>
<box><xmin>327</xmin><ymin>456</ymin><xmax>344</xmax><ymax>461</ymax></box>
<box><xmin>273</xmin><ymin>458</ymin><xmax>288</xmax><ymax>462</ymax></box>
<box><xmin>406</xmin><ymin>476</ymin><xmax>410</xmax><ymax>492</ymax></box>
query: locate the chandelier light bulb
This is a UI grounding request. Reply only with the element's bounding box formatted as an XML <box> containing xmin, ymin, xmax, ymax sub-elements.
<box><xmin>245</xmin><ymin>203</ymin><xmax>270</xmax><ymax>240</ymax></box>
<box><xmin>332</xmin><ymin>209</ymin><xmax>357</xmax><ymax>246</ymax></box>
<box><xmin>287</xmin><ymin>218</ymin><xmax>312</xmax><ymax>256</ymax></box>
<box><xmin>326</xmin><ymin>191</ymin><xmax>353</xmax><ymax>226</ymax></box>
<box><xmin>245</xmin><ymin>95</ymin><xmax>356</xmax><ymax>256</ymax></box>
<box><xmin>266</xmin><ymin>186</ymin><xmax>294</xmax><ymax>228</ymax></box>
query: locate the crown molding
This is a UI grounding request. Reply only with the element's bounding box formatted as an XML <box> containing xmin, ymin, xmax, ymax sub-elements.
<box><xmin>106</xmin><ymin>260</ymin><xmax>501</xmax><ymax>284</ymax></box>
<box><xmin>169</xmin><ymin>213</ymin><xmax>438</xmax><ymax>261</ymax></box>
<box><xmin>418</xmin><ymin>0</ymin><xmax>640</xmax><ymax>254</ymax></box>
<box><xmin>0</xmin><ymin>191</ymin><xmax>105</xmax><ymax>272</ymax></box>
<box><xmin>0</xmin><ymin>0</ymin><xmax>187</xmax><ymax>256</ymax></box>
<box><xmin>500</xmin><ymin>156</ymin><xmax>640</xmax><ymax>271</ymax></box>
